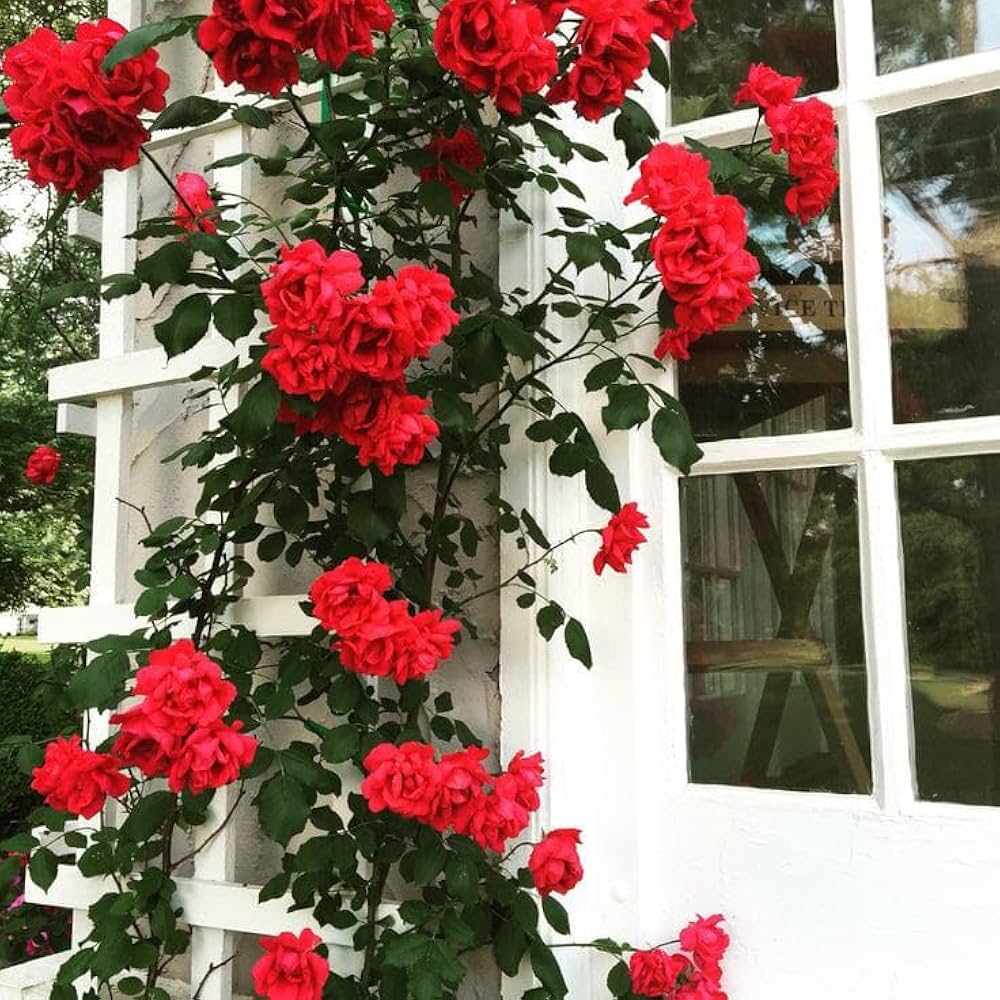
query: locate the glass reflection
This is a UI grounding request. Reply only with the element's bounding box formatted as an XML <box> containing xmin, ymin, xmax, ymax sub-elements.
<box><xmin>899</xmin><ymin>455</ymin><xmax>1000</xmax><ymax>806</ymax></box>
<box><xmin>683</xmin><ymin>467</ymin><xmax>871</xmax><ymax>794</ymax></box>
<box><xmin>875</xmin><ymin>0</ymin><xmax>1000</xmax><ymax>74</ymax></box>
<box><xmin>881</xmin><ymin>91</ymin><xmax>1000</xmax><ymax>424</ymax></box>
<box><xmin>669</xmin><ymin>0</ymin><xmax>837</xmax><ymax>125</ymax></box>
<box><xmin>678</xmin><ymin>207</ymin><xmax>851</xmax><ymax>442</ymax></box>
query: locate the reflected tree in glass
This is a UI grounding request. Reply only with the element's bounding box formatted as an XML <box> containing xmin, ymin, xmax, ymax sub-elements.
<box><xmin>669</xmin><ymin>0</ymin><xmax>837</xmax><ymax>125</ymax></box>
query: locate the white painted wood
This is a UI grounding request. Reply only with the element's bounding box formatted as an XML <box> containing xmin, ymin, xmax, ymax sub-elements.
<box><xmin>67</xmin><ymin>208</ymin><xmax>103</xmax><ymax>246</ymax></box>
<box><xmin>56</xmin><ymin>403</ymin><xmax>97</xmax><ymax>437</ymax></box>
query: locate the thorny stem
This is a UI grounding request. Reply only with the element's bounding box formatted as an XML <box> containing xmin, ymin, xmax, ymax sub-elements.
<box><xmin>192</xmin><ymin>954</ymin><xmax>238</xmax><ymax>1000</ymax></box>
<box><xmin>359</xmin><ymin>861</ymin><xmax>391</xmax><ymax>993</ymax></box>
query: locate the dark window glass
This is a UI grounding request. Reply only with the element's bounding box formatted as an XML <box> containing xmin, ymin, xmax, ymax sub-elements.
<box><xmin>678</xmin><ymin>207</ymin><xmax>851</xmax><ymax>442</ymax></box>
<box><xmin>881</xmin><ymin>91</ymin><xmax>1000</xmax><ymax>424</ymax></box>
<box><xmin>899</xmin><ymin>454</ymin><xmax>1000</xmax><ymax>806</ymax></box>
<box><xmin>875</xmin><ymin>0</ymin><xmax>1000</xmax><ymax>74</ymax></box>
<box><xmin>669</xmin><ymin>0</ymin><xmax>838</xmax><ymax>125</ymax></box>
<box><xmin>683</xmin><ymin>467</ymin><xmax>871</xmax><ymax>794</ymax></box>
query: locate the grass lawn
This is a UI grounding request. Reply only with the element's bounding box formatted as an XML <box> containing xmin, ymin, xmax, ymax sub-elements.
<box><xmin>0</xmin><ymin>636</ymin><xmax>51</xmax><ymax>658</ymax></box>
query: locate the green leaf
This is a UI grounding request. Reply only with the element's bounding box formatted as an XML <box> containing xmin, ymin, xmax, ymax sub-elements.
<box><xmin>122</xmin><ymin>790</ymin><xmax>175</xmax><ymax>842</ymax></box>
<box><xmin>536</xmin><ymin>604</ymin><xmax>565</xmax><ymax>641</ymax></box>
<box><xmin>103</xmin><ymin>18</ymin><xmax>194</xmax><ymax>70</ymax></box>
<box><xmin>520</xmin><ymin>509</ymin><xmax>550</xmax><ymax>548</ymax></box>
<box><xmin>419</xmin><ymin>180</ymin><xmax>454</xmax><ymax>216</ymax></box>
<box><xmin>657</xmin><ymin>290</ymin><xmax>676</xmax><ymax>330</ymax></box>
<box><xmin>607</xmin><ymin>961</ymin><xmax>632</xmax><ymax>997</ymax></box>
<box><xmin>493</xmin><ymin>920</ymin><xmax>527</xmax><ymax>976</ymax></box>
<box><xmin>651</xmin><ymin>402</ymin><xmax>703</xmax><ymax>475</ymax></box>
<box><xmin>445</xmin><ymin>857</ymin><xmax>478</xmax><ymax>903</ymax></box>
<box><xmin>565</xmin><ymin>233</ymin><xmax>603</xmax><ymax>272</ymax></box>
<box><xmin>154</xmin><ymin>294</ymin><xmax>212</xmax><ymax>358</ymax></box>
<box><xmin>533</xmin><ymin>121</ymin><xmax>572</xmax><ymax>162</ymax></box>
<box><xmin>223</xmin><ymin>376</ymin><xmax>281</xmax><ymax>445</ymax></box>
<box><xmin>685</xmin><ymin>136</ymin><xmax>750</xmax><ymax>184</ymax></box>
<box><xmin>647</xmin><ymin>39</ymin><xmax>670</xmax><ymax>90</ymax></box>
<box><xmin>213</xmin><ymin>294</ymin><xmax>258</xmax><ymax>342</ymax></box>
<box><xmin>494</xmin><ymin>316</ymin><xmax>539</xmax><ymax>361</ymax></box>
<box><xmin>274</xmin><ymin>488</ymin><xmax>309</xmax><ymax>534</ymax></box>
<box><xmin>584</xmin><ymin>358</ymin><xmax>625</xmax><ymax>392</ymax></box>
<box><xmin>232</xmin><ymin>105</ymin><xmax>274</xmax><ymax>128</ymax></box>
<box><xmin>432</xmin><ymin>391</ymin><xmax>475</xmax><ymax>432</ymax></box>
<box><xmin>135</xmin><ymin>242</ymin><xmax>193</xmax><ymax>291</ymax></box>
<box><xmin>346</xmin><ymin>492</ymin><xmax>395</xmax><ymax>547</ymax></box>
<box><xmin>28</xmin><ymin>847</ymin><xmax>58</xmax><ymax>892</ymax></box>
<box><xmin>69</xmin><ymin>651</ymin><xmax>130</xmax><ymax>710</ymax></box>
<box><xmin>549</xmin><ymin>443</ymin><xmax>589</xmax><ymax>478</ymax></box>
<box><xmin>41</xmin><ymin>280</ymin><xmax>96</xmax><ymax>308</ymax></box>
<box><xmin>321</xmin><ymin>725</ymin><xmax>360</xmax><ymax>764</ymax></box>
<box><xmin>256</xmin><ymin>773</ymin><xmax>311</xmax><ymax>846</ymax></box>
<box><xmin>16</xmin><ymin>743</ymin><xmax>43</xmax><ymax>775</ymax></box>
<box><xmin>530</xmin><ymin>941</ymin><xmax>568</xmax><ymax>1000</ymax></box>
<box><xmin>614</xmin><ymin>98</ymin><xmax>659</xmax><ymax>167</ymax></box>
<box><xmin>259</xmin><ymin>872</ymin><xmax>291</xmax><ymax>902</ymax></box>
<box><xmin>542</xmin><ymin>894</ymin><xmax>571</xmax><ymax>935</ymax></box>
<box><xmin>153</xmin><ymin>96</ymin><xmax>231</xmax><ymax>132</ymax></box>
<box><xmin>411</xmin><ymin>841</ymin><xmax>447</xmax><ymax>883</ymax></box>
<box><xmin>602</xmin><ymin>384</ymin><xmax>650</xmax><ymax>431</ymax></box>
<box><xmin>584</xmin><ymin>459</ymin><xmax>621</xmax><ymax>514</ymax></box>
<box><xmin>564</xmin><ymin>618</ymin><xmax>592</xmax><ymax>668</ymax></box>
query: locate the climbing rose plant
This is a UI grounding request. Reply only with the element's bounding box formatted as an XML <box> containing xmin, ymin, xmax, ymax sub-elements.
<box><xmin>2</xmin><ymin>2</ymin><xmax>838</xmax><ymax>998</ymax></box>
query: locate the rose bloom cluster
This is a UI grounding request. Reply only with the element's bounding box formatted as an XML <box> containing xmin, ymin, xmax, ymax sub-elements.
<box><xmin>252</xmin><ymin>929</ymin><xmax>328</xmax><ymax>1000</ymax></box>
<box><xmin>198</xmin><ymin>0</ymin><xmax>394</xmax><ymax>97</ymax></box>
<box><xmin>265</xmin><ymin>241</ymin><xmax>456</xmax><ymax>476</ymax></box>
<box><xmin>434</xmin><ymin>0</ymin><xmax>694</xmax><ymax>118</ymax></box>
<box><xmin>2</xmin><ymin>19</ymin><xmax>169</xmax><ymax>198</ymax></box>
<box><xmin>109</xmin><ymin>639</ymin><xmax>258</xmax><ymax>795</ymax></box>
<box><xmin>362</xmin><ymin>740</ymin><xmax>546</xmax><ymax>854</ymax></box>
<box><xmin>630</xmin><ymin>914</ymin><xmax>730</xmax><ymax>1000</ymax></box>
<box><xmin>594</xmin><ymin>502</ymin><xmax>649</xmax><ymax>575</ymax></box>
<box><xmin>735</xmin><ymin>63</ymin><xmax>839</xmax><ymax>225</ymax></box>
<box><xmin>626</xmin><ymin>144</ymin><xmax>760</xmax><ymax>362</ymax></box>
<box><xmin>419</xmin><ymin>126</ymin><xmax>486</xmax><ymax>206</ymax></box>
<box><xmin>309</xmin><ymin>557</ymin><xmax>461</xmax><ymax>685</ymax></box>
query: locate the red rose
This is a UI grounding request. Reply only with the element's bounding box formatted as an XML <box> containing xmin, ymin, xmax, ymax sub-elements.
<box><xmin>654</xmin><ymin>327</ymin><xmax>698</xmax><ymax>362</ymax></box>
<box><xmin>312</xmin><ymin>0</ymin><xmax>395</xmax><ymax>69</ymax></box>
<box><xmin>465</xmin><ymin>776</ymin><xmax>532</xmax><ymax>852</ymax></box>
<box><xmin>766</xmin><ymin>97</ymin><xmax>838</xmax><ymax>175</ymax></box>
<box><xmin>420</xmin><ymin>126</ymin><xmax>486</xmax><ymax>205</ymax></box>
<box><xmin>733</xmin><ymin>62</ymin><xmax>802</xmax><ymax>109</ymax></box>
<box><xmin>3</xmin><ymin>20</ymin><xmax>168</xmax><ymax>198</ymax></box>
<box><xmin>392</xmin><ymin>609</ymin><xmax>461</xmax><ymax>685</ymax></box>
<box><xmin>308</xmin><ymin>557</ymin><xmax>392</xmax><ymax>634</ymax></box>
<box><xmin>110</xmin><ymin>706</ymin><xmax>179</xmax><ymax>778</ymax></box>
<box><xmin>629</xmin><ymin>949</ymin><xmax>689</xmax><ymax>997</ymax></box>
<box><xmin>646</xmin><ymin>0</ymin><xmax>695</xmax><ymax>40</ymax></box>
<box><xmin>677</xmin><ymin>980</ymin><xmax>728</xmax><ymax>1000</ymax></box>
<box><xmin>434</xmin><ymin>0</ymin><xmax>558</xmax><ymax>115</ymax></box>
<box><xmin>261</xmin><ymin>326</ymin><xmax>355</xmax><ymax>401</ymax></box>
<box><xmin>262</xmin><ymin>241</ymin><xmax>365</xmax><ymax>334</ymax></box>
<box><xmin>25</xmin><ymin>445</ymin><xmax>61</xmax><ymax>485</ymax></box>
<box><xmin>428</xmin><ymin>746</ymin><xmax>490</xmax><ymax>832</ymax></box>
<box><xmin>679</xmin><ymin>914</ymin><xmax>729</xmax><ymax>978</ymax></box>
<box><xmin>130</xmin><ymin>639</ymin><xmax>237</xmax><ymax>735</ymax></box>
<box><xmin>252</xmin><ymin>929</ymin><xmax>329</xmax><ymax>1000</ymax></box>
<box><xmin>70</xmin><ymin>18</ymin><xmax>169</xmax><ymax>115</ymax></box>
<box><xmin>335</xmin><ymin>599</ymin><xmax>415</xmax><ymax>677</ymax></box>
<box><xmin>239</xmin><ymin>0</ymin><xmax>319</xmax><ymax>48</ymax></box>
<box><xmin>30</xmin><ymin>735</ymin><xmax>130</xmax><ymax>819</ymax></box>
<box><xmin>624</xmin><ymin>143</ymin><xmax>714</xmax><ymax>218</ymax></box>
<box><xmin>174</xmin><ymin>173</ymin><xmax>219</xmax><ymax>234</ymax></box>
<box><xmin>390</xmin><ymin>265</ymin><xmax>460</xmax><ymax>355</ymax></box>
<box><xmin>166</xmin><ymin>720</ymin><xmax>258</xmax><ymax>795</ymax></box>
<box><xmin>785</xmin><ymin>166</ymin><xmax>839</xmax><ymax>224</ymax></box>
<box><xmin>505</xmin><ymin>749</ymin><xmax>545</xmax><ymax>810</ymax></box>
<box><xmin>524</xmin><ymin>0</ymin><xmax>570</xmax><ymax>32</ymax></box>
<box><xmin>548</xmin><ymin>0</ymin><xmax>654</xmax><ymax>121</ymax></box>
<box><xmin>350</xmin><ymin>384</ymin><xmax>439</xmax><ymax>477</ymax></box>
<box><xmin>529</xmin><ymin>828</ymin><xmax>583</xmax><ymax>895</ymax></box>
<box><xmin>361</xmin><ymin>741</ymin><xmax>441</xmax><ymax>820</ymax></box>
<box><xmin>197</xmin><ymin>0</ymin><xmax>300</xmax><ymax>96</ymax></box>
<box><xmin>594</xmin><ymin>502</ymin><xmax>649</xmax><ymax>575</ymax></box>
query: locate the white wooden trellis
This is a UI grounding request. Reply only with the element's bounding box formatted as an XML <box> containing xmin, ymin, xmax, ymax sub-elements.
<box><xmin>0</xmin><ymin>5</ymin><xmax>400</xmax><ymax>997</ymax></box>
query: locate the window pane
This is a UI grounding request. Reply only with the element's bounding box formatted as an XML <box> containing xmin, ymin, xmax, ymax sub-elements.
<box><xmin>899</xmin><ymin>454</ymin><xmax>1000</xmax><ymax>806</ymax></box>
<box><xmin>679</xmin><ymin>208</ymin><xmax>851</xmax><ymax>442</ymax></box>
<box><xmin>683</xmin><ymin>467</ymin><xmax>871</xmax><ymax>794</ymax></box>
<box><xmin>875</xmin><ymin>0</ymin><xmax>1000</xmax><ymax>74</ymax></box>
<box><xmin>669</xmin><ymin>0</ymin><xmax>838</xmax><ymax>125</ymax></box>
<box><xmin>881</xmin><ymin>91</ymin><xmax>1000</xmax><ymax>424</ymax></box>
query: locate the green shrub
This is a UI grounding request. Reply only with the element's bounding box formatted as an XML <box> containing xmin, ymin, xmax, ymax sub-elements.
<box><xmin>0</xmin><ymin>648</ymin><xmax>77</xmax><ymax>838</ymax></box>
